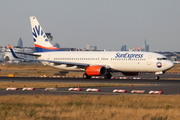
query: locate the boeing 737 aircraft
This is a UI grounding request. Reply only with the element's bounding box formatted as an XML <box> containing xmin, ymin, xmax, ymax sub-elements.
<box><xmin>8</xmin><ymin>16</ymin><xmax>174</xmax><ymax>80</ymax></box>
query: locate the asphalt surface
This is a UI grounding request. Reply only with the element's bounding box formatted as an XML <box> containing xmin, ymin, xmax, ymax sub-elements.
<box><xmin>0</xmin><ymin>74</ymin><xmax>180</xmax><ymax>95</ymax></box>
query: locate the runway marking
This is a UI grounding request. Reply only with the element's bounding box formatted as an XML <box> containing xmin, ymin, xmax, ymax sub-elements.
<box><xmin>41</xmin><ymin>89</ymin><xmax>130</xmax><ymax>95</ymax></box>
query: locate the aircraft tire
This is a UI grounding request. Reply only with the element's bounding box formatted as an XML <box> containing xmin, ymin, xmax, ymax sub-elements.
<box><xmin>83</xmin><ymin>73</ymin><xmax>91</xmax><ymax>79</ymax></box>
<box><xmin>155</xmin><ymin>76</ymin><xmax>160</xmax><ymax>80</ymax></box>
<box><xmin>104</xmin><ymin>73</ymin><xmax>112</xmax><ymax>79</ymax></box>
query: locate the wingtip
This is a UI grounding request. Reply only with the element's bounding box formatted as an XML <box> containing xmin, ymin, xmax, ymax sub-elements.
<box><xmin>8</xmin><ymin>45</ymin><xmax>19</xmax><ymax>58</ymax></box>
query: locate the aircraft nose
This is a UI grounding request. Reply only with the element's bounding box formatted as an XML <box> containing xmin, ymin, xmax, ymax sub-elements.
<box><xmin>168</xmin><ymin>61</ymin><xmax>174</xmax><ymax>69</ymax></box>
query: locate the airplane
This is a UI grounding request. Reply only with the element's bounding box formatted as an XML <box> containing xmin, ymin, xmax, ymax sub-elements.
<box><xmin>8</xmin><ymin>16</ymin><xmax>174</xmax><ymax>80</ymax></box>
<box><xmin>137</xmin><ymin>46</ymin><xmax>140</xmax><ymax>51</ymax></box>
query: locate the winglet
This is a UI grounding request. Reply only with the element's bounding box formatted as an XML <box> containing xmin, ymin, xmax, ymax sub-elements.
<box><xmin>8</xmin><ymin>44</ymin><xmax>19</xmax><ymax>59</ymax></box>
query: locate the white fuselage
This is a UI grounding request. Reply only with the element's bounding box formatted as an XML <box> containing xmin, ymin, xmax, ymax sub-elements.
<box><xmin>36</xmin><ymin>51</ymin><xmax>174</xmax><ymax>73</ymax></box>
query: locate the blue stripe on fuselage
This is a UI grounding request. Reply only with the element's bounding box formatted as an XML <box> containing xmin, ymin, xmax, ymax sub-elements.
<box><xmin>35</xmin><ymin>47</ymin><xmax>64</xmax><ymax>52</ymax></box>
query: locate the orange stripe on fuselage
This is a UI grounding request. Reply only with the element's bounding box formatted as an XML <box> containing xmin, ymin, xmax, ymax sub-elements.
<box><xmin>35</xmin><ymin>44</ymin><xmax>60</xmax><ymax>50</ymax></box>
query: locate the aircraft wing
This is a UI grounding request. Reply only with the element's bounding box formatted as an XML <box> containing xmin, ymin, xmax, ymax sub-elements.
<box><xmin>8</xmin><ymin>45</ymin><xmax>89</xmax><ymax>68</ymax></box>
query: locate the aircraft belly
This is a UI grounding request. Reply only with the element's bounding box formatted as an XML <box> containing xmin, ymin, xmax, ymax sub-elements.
<box><xmin>113</xmin><ymin>61</ymin><xmax>147</xmax><ymax>72</ymax></box>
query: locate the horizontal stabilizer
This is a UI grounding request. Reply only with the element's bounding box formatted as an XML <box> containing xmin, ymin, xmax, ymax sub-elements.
<box><xmin>8</xmin><ymin>44</ymin><xmax>20</xmax><ymax>59</ymax></box>
<box><xmin>8</xmin><ymin>45</ymin><xmax>41</xmax><ymax>57</ymax></box>
<box><xmin>13</xmin><ymin>52</ymin><xmax>41</xmax><ymax>57</ymax></box>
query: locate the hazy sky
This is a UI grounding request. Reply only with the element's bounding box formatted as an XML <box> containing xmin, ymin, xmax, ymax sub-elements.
<box><xmin>1</xmin><ymin>0</ymin><xmax>180</xmax><ymax>51</ymax></box>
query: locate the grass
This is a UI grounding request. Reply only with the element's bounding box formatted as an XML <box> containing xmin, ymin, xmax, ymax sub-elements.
<box><xmin>0</xmin><ymin>95</ymin><xmax>179</xmax><ymax>119</ymax></box>
<box><xmin>167</xmin><ymin>64</ymin><xmax>180</xmax><ymax>73</ymax></box>
<box><xmin>0</xmin><ymin>64</ymin><xmax>59</xmax><ymax>71</ymax></box>
<box><xmin>0</xmin><ymin>64</ymin><xmax>84</xmax><ymax>77</ymax></box>
<box><xmin>0</xmin><ymin>72</ymin><xmax>64</xmax><ymax>77</ymax></box>
<box><xmin>0</xmin><ymin>82</ymin><xmax>147</xmax><ymax>89</ymax></box>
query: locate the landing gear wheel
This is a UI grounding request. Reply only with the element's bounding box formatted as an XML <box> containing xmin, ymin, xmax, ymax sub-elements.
<box><xmin>155</xmin><ymin>76</ymin><xmax>160</xmax><ymax>80</ymax></box>
<box><xmin>83</xmin><ymin>73</ymin><xmax>91</xmax><ymax>79</ymax></box>
<box><xmin>107</xmin><ymin>74</ymin><xmax>112</xmax><ymax>79</ymax></box>
<box><xmin>104</xmin><ymin>73</ymin><xmax>112</xmax><ymax>79</ymax></box>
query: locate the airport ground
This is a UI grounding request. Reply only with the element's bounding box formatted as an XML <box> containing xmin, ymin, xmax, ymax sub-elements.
<box><xmin>0</xmin><ymin>63</ymin><xmax>180</xmax><ymax>119</ymax></box>
<box><xmin>0</xmin><ymin>63</ymin><xmax>180</xmax><ymax>77</ymax></box>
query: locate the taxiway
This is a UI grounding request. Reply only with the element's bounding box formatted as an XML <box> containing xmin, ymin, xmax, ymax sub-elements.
<box><xmin>0</xmin><ymin>76</ymin><xmax>180</xmax><ymax>95</ymax></box>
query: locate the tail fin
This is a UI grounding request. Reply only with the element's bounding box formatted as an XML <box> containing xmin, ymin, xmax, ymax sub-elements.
<box><xmin>137</xmin><ymin>46</ymin><xmax>140</xmax><ymax>51</ymax></box>
<box><xmin>30</xmin><ymin>16</ymin><xmax>64</xmax><ymax>52</ymax></box>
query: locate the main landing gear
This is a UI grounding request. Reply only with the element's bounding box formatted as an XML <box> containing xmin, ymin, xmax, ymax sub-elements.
<box><xmin>83</xmin><ymin>73</ymin><xmax>112</xmax><ymax>79</ymax></box>
<box><xmin>83</xmin><ymin>73</ymin><xmax>91</xmax><ymax>79</ymax></box>
<box><xmin>104</xmin><ymin>73</ymin><xmax>112</xmax><ymax>79</ymax></box>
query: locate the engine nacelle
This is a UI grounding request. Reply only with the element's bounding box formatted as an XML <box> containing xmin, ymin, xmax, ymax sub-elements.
<box><xmin>86</xmin><ymin>65</ymin><xmax>107</xmax><ymax>76</ymax></box>
<box><xmin>122</xmin><ymin>72</ymin><xmax>139</xmax><ymax>76</ymax></box>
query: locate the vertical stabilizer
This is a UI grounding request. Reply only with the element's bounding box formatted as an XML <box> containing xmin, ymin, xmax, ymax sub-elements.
<box><xmin>30</xmin><ymin>16</ymin><xmax>63</xmax><ymax>52</ymax></box>
<box><xmin>137</xmin><ymin>46</ymin><xmax>140</xmax><ymax>51</ymax></box>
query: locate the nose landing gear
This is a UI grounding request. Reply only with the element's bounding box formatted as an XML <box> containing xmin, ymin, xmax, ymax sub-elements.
<box><xmin>155</xmin><ymin>71</ymin><xmax>164</xmax><ymax>80</ymax></box>
<box><xmin>155</xmin><ymin>76</ymin><xmax>160</xmax><ymax>80</ymax></box>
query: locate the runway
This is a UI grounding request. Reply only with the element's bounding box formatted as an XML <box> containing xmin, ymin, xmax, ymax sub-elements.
<box><xmin>0</xmin><ymin>75</ymin><xmax>180</xmax><ymax>95</ymax></box>
<box><xmin>0</xmin><ymin>74</ymin><xmax>180</xmax><ymax>85</ymax></box>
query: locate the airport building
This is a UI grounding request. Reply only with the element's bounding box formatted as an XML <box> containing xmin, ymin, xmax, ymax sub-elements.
<box><xmin>121</xmin><ymin>45</ymin><xmax>127</xmax><ymax>51</ymax></box>
<box><xmin>129</xmin><ymin>48</ymin><xmax>135</xmax><ymax>51</ymax></box>
<box><xmin>45</xmin><ymin>33</ymin><xmax>53</xmax><ymax>41</ymax></box>
<box><xmin>18</xmin><ymin>38</ymin><xmax>23</xmax><ymax>47</ymax></box>
<box><xmin>85</xmin><ymin>43</ymin><xmax>97</xmax><ymax>51</ymax></box>
<box><xmin>141</xmin><ymin>39</ymin><xmax>149</xmax><ymax>52</ymax></box>
<box><xmin>121</xmin><ymin>40</ymin><xmax>150</xmax><ymax>52</ymax></box>
<box><xmin>54</xmin><ymin>43</ymin><xmax>60</xmax><ymax>48</ymax></box>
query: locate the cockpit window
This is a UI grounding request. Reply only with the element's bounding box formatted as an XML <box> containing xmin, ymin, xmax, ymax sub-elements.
<box><xmin>157</xmin><ymin>58</ymin><xmax>167</xmax><ymax>60</ymax></box>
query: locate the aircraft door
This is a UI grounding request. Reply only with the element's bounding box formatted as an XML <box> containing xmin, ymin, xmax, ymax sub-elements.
<box><xmin>97</xmin><ymin>57</ymin><xmax>100</xmax><ymax>63</ymax></box>
<box><xmin>147</xmin><ymin>55</ymin><xmax>152</xmax><ymax>65</ymax></box>
<box><xmin>46</xmin><ymin>55</ymin><xmax>51</xmax><ymax>65</ymax></box>
<box><xmin>97</xmin><ymin>57</ymin><xmax>103</xmax><ymax>63</ymax></box>
<box><xmin>47</xmin><ymin>55</ymin><xmax>51</xmax><ymax>60</ymax></box>
<box><xmin>100</xmin><ymin>57</ymin><xmax>104</xmax><ymax>63</ymax></box>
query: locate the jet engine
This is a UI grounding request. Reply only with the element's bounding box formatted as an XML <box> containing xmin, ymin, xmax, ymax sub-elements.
<box><xmin>86</xmin><ymin>65</ymin><xmax>106</xmax><ymax>76</ymax></box>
